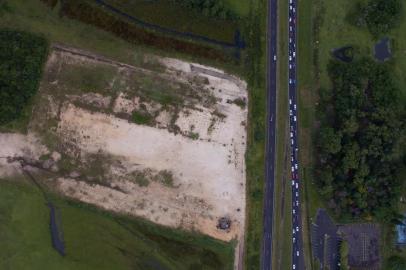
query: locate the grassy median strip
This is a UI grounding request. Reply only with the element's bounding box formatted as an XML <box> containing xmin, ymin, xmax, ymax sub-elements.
<box><xmin>271</xmin><ymin>0</ymin><xmax>292</xmax><ymax>269</ymax></box>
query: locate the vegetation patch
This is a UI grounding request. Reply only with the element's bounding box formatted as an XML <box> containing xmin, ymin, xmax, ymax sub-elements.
<box><xmin>0</xmin><ymin>30</ymin><xmax>48</xmax><ymax>126</ymax></box>
<box><xmin>316</xmin><ymin>57</ymin><xmax>404</xmax><ymax>221</ymax></box>
<box><xmin>60</xmin><ymin>0</ymin><xmax>232</xmax><ymax>62</ymax></box>
<box><xmin>171</xmin><ymin>0</ymin><xmax>240</xmax><ymax>20</ymax></box>
<box><xmin>0</xmin><ymin>180</ymin><xmax>234</xmax><ymax>270</ymax></box>
<box><xmin>350</xmin><ymin>0</ymin><xmax>403</xmax><ymax>37</ymax></box>
<box><xmin>131</xmin><ymin>110</ymin><xmax>154</xmax><ymax>125</ymax></box>
<box><xmin>103</xmin><ymin>0</ymin><xmax>239</xmax><ymax>43</ymax></box>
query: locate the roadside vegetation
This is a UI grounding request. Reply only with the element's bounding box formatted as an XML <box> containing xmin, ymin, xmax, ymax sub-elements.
<box><xmin>0</xmin><ymin>30</ymin><xmax>48</xmax><ymax>129</ymax></box>
<box><xmin>0</xmin><ymin>0</ymin><xmax>270</xmax><ymax>269</ymax></box>
<box><xmin>297</xmin><ymin>0</ymin><xmax>406</xmax><ymax>268</ymax></box>
<box><xmin>243</xmin><ymin>0</ymin><xmax>267</xmax><ymax>269</ymax></box>
<box><xmin>0</xmin><ymin>179</ymin><xmax>234</xmax><ymax>270</ymax></box>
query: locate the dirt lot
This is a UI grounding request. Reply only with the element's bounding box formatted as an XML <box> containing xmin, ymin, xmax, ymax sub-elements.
<box><xmin>0</xmin><ymin>45</ymin><xmax>248</xmax><ymax>249</ymax></box>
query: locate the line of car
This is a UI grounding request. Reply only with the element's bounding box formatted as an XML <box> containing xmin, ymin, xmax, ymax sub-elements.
<box><xmin>288</xmin><ymin>0</ymin><xmax>303</xmax><ymax>269</ymax></box>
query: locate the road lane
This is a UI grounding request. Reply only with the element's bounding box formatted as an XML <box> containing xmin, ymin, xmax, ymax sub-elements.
<box><xmin>288</xmin><ymin>0</ymin><xmax>305</xmax><ymax>269</ymax></box>
<box><xmin>261</xmin><ymin>0</ymin><xmax>278</xmax><ymax>268</ymax></box>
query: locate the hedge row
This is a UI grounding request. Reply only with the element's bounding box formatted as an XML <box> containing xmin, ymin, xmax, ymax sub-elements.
<box><xmin>60</xmin><ymin>0</ymin><xmax>229</xmax><ymax>62</ymax></box>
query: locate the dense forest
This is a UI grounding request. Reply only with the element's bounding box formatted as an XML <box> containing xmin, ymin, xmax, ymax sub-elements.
<box><xmin>0</xmin><ymin>30</ymin><xmax>48</xmax><ymax>125</ymax></box>
<box><xmin>351</xmin><ymin>0</ymin><xmax>402</xmax><ymax>36</ymax></box>
<box><xmin>316</xmin><ymin>57</ymin><xmax>405</xmax><ymax>222</ymax></box>
<box><xmin>171</xmin><ymin>0</ymin><xmax>238</xmax><ymax>20</ymax></box>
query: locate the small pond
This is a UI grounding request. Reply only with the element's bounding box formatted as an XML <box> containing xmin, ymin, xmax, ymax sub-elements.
<box><xmin>374</xmin><ymin>37</ymin><xmax>392</xmax><ymax>62</ymax></box>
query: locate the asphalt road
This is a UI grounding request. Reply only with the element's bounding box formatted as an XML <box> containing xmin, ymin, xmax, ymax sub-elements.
<box><xmin>288</xmin><ymin>0</ymin><xmax>305</xmax><ymax>269</ymax></box>
<box><xmin>261</xmin><ymin>0</ymin><xmax>277</xmax><ymax>268</ymax></box>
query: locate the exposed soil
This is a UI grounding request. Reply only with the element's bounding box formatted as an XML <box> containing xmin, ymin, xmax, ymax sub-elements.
<box><xmin>0</xmin><ymin>45</ymin><xmax>248</xmax><ymax>266</ymax></box>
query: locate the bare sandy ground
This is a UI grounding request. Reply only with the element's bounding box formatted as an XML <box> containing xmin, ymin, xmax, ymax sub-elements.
<box><xmin>0</xmin><ymin>46</ymin><xmax>248</xmax><ymax>268</ymax></box>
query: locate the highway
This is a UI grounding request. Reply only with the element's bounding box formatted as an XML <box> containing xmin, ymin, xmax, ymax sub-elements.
<box><xmin>261</xmin><ymin>0</ymin><xmax>277</xmax><ymax>268</ymax></box>
<box><xmin>288</xmin><ymin>0</ymin><xmax>305</xmax><ymax>269</ymax></box>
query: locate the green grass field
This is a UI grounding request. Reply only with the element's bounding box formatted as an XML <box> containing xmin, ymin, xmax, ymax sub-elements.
<box><xmin>297</xmin><ymin>0</ymin><xmax>406</xmax><ymax>268</ymax></box>
<box><xmin>0</xmin><ymin>179</ymin><xmax>234</xmax><ymax>270</ymax></box>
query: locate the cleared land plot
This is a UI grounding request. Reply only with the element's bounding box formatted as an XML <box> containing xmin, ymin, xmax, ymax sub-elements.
<box><xmin>0</xmin><ymin>45</ymin><xmax>248</xmax><ymax>245</ymax></box>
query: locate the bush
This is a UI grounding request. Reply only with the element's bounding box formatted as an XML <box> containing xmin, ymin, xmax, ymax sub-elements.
<box><xmin>0</xmin><ymin>30</ymin><xmax>48</xmax><ymax>125</ymax></box>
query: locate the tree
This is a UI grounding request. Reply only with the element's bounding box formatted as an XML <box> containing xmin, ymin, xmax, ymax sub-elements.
<box><xmin>318</xmin><ymin>127</ymin><xmax>342</xmax><ymax>154</ymax></box>
<box><xmin>358</xmin><ymin>0</ymin><xmax>403</xmax><ymax>36</ymax></box>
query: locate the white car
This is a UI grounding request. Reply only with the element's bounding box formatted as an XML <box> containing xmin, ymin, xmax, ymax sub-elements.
<box><xmin>296</xmin><ymin>226</ymin><xmax>299</xmax><ymax>232</ymax></box>
<box><xmin>293</xmin><ymin>209</ymin><xmax>296</xmax><ymax>214</ymax></box>
<box><xmin>289</xmin><ymin>38</ymin><xmax>292</xmax><ymax>43</ymax></box>
<box><xmin>296</xmin><ymin>251</ymin><xmax>299</xmax><ymax>256</ymax></box>
<box><xmin>296</xmin><ymin>201</ymin><xmax>299</xmax><ymax>206</ymax></box>
<box><xmin>289</xmin><ymin>79</ymin><xmax>292</xmax><ymax>84</ymax></box>
<box><xmin>289</xmin><ymin>64</ymin><xmax>292</xmax><ymax>69</ymax></box>
<box><xmin>292</xmin><ymin>229</ymin><xmax>295</xmax><ymax>234</ymax></box>
<box><xmin>294</xmin><ymin>104</ymin><xmax>297</xmax><ymax>110</ymax></box>
<box><xmin>290</xmin><ymin>0</ymin><xmax>292</xmax><ymax>3</ymax></box>
<box><xmin>293</xmin><ymin>7</ymin><xmax>296</xmax><ymax>13</ymax></box>
<box><xmin>292</xmin><ymin>180</ymin><xmax>295</xmax><ymax>186</ymax></box>
<box><xmin>294</xmin><ymin>116</ymin><xmax>297</xmax><ymax>122</ymax></box>
<box><xmin>290</xmin><ymin>110</ymin><xmax>292</xmax><ymax>116</ymax></box>
<box><xmin>293</xmin><ymin>237</ymin><xmax>296</xmax><ymax>243</ymax></box>
<box><xmin>289</xmin><ymin>56</ymin><xmax>292</xmax><ymax>61</ymax></box>
<box><xmin>295</xmin><ymin>163</ymin><xmax>298</xmax><ymax>170</ymax></box>
<box><xmin>295</xmin><ymin>183</ymin><xmax>298</xmax><ymax>189</ymax></box>
<box><xmin>291</xmin><ymin>139</ymin><xmax>294</xmax><ymax>145</ymax></box>
<box><xmin>293</xmin><ymin>264</ymin><xmax>296</xmax><ymax>270</ymax></box>
<box><xmin>289</xmin><ymin>99</ymin><xmax>292</xmax><ymax>105</ymax></box>
<box><xmin>290</xmin><ymin>132</ymin><xmax>293</xmax><ymax>138</ymax></box>
<box><xmin>293</xmin><ymin>51</ymin><xmax>296</xmax><ymax>57</ymax></box>
<box><xmin>290</xmin><ymin>5</ymin><xmax>292</xmax><ymax>10</ymax></box>
<box><xmin>291</xmin><ymin>166</ymin><xmax>294</xmax><ymax>172</ymax></box>
<box><xmin>296</xmin><ymin>192</ymin><xmax>298</xmax><ymax>197</ymax></box>
<box><xmin>274</xmin><ymin>54</ymin><xmax>277</xmax><ymax>61</ymax></box>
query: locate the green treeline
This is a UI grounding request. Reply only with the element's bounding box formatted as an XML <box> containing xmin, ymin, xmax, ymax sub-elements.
<box><xmin>316</xmin><ymin>57</ymin><xmax>405</xmax><ymax>221</ymax></box>
<box><xmin>0</xmin><ymin>30</ymin><xmax>48</xmax><ymax>125</ymax></box>
<box><xmin>171</xmin><ymin>0</ymin><xmax>238</xmax><ymax>20</ymax></box>
<box><xmin>351</xmin><ymin>0</ymin><xmax>403</xmax><ymax>36</ymax></box>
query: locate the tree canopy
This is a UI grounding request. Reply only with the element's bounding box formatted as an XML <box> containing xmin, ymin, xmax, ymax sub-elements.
<box><xmin>316</xmin><ymin>57</ymin><xmax>405</xmax><ymax>221</ymax></box>
<box><xmin>171</xmin><ymin>0</ymin><xmax>239</xmax><ymax>20</ymax></box>
<box><xmin>0</xmin><ymin>30</ymin><xmax>48</xmax><ymax>125</ymax></box>
<box><xmin>354</xmin><ymin>0</ymin><xmax>403</xmax><ymax>36</ymax></box>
